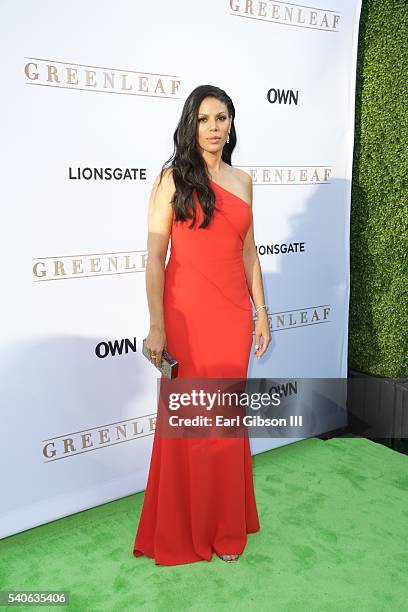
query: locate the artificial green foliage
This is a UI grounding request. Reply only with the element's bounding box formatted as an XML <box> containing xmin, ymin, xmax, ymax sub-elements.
<box><xmin>349</xmin><ymin>0</ymin><xmax>408</xmax><ymax>378</ymax></box>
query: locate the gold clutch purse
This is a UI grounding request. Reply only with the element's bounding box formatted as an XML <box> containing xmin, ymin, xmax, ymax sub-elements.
<box><xmin>142</xmin><ymin>338</ymin><xmax>179</xmax><ymax>379</ymax></box>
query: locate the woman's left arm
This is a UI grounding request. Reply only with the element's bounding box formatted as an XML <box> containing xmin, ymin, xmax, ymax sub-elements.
<box><xmin>242</xmin><ymin>174</ymin><xmax>272</xmax><ymax>359</ymax></box>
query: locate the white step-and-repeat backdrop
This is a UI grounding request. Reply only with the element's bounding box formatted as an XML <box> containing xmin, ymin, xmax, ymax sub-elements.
<box><xmin>1</xmin><ymin>0</ymin><xmax>362</xmax><ymax>537</ymax></box>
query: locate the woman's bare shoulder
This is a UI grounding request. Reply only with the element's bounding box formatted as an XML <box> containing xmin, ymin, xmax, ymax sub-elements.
<box><xmin>231</xmin><ymin>166</ymin><xmax>253</xmax><ymax>205</ymax></box>
<box><xmin>231</xmin><ymin>166</ymin><xmax>252</xmax><ymax>187</ymax></box>
<box><xmin>147</xmin><ymin>168</ymin><xmax>176</xmax><ymax>223</ymax></box>
<box><xmin>153</xmin><ymin>167</ymin><xmax>176</xmax><ymax>194</ymax></box>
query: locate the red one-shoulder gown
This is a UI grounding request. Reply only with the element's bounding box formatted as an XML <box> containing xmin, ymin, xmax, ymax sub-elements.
<box><xmin>133</xmin><ymin>180</ymin><xmax>261</xmax><ymax>565</ymax></box>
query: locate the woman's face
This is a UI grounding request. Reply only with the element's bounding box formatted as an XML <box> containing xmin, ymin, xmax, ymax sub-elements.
<box><xmin>196</xmin><ymin>96</ymin><xmax>232</xmax><ymax>154</ymax></box>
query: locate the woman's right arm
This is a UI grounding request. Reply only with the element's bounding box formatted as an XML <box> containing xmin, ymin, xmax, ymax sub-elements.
<box><xmin>144</xmin><ymin>168</ymin><xmax>175</xmax><ymax>366</ymax></box>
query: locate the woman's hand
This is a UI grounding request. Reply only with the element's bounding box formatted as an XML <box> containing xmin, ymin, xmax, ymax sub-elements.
<box><xmin>254</xmin><ymin>313</ymin><xmax>272</xmax><ymax>359</ymax></box>
<box><xmin>145</xmin><ymin>325</ymin><xmax>167</xmax><ymax>368</ymax></box>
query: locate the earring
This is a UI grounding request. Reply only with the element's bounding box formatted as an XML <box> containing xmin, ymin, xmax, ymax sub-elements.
<box><xmin>227</xmin><ymin>132</ymin><xmax>230</xmax><ymax>144</ymax></box>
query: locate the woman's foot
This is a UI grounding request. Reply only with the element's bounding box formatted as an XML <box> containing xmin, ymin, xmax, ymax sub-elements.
<box><xmin>216</xmin><ymin>552</ymin><xmax>240</xmax><ymax>562</ymax></box>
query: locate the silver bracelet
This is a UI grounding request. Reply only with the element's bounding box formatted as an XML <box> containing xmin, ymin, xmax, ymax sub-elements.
<box><xmin>255</xmin><ymin>304</ymin><xmax>268</xmax><ymax>314</ymax></box>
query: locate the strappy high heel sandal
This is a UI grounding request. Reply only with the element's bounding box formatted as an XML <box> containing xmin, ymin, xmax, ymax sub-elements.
<box><xmin>216</xmin><ymin>552</ymin><xmax>240</xmax><ymax>563</ymax></box>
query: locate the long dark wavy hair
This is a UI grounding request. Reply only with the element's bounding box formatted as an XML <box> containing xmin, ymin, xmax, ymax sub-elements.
<box><xmin>158</xmin><ymin>84</ymin><xmax>237</xmax><ymax>229</ymax></box>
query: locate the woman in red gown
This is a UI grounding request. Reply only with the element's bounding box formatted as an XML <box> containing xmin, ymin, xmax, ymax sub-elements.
<box><xmin>133</xmin><ymin>85</ymin><xmax>271</xmax><ymax>565</ymax></box>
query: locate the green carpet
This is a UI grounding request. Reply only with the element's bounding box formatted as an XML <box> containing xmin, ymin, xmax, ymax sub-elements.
<box><xmin>1</xmin><ymin>437</ymin><xmax>407</xmax><ymax>611</ymax></box>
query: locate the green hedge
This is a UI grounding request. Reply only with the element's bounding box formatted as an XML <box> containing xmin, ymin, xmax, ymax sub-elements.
<box><xmin>349</xmin><ymin>0</ymin><xmax>408</xmax><ymax>378</ymax></box>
